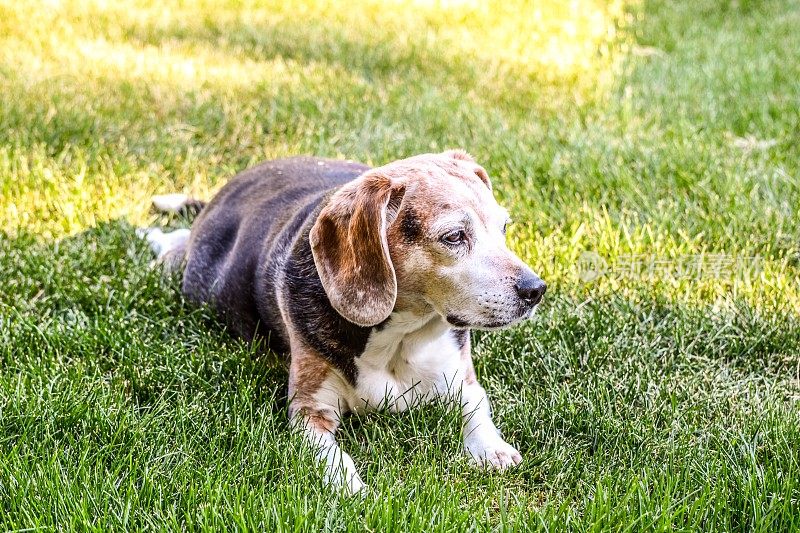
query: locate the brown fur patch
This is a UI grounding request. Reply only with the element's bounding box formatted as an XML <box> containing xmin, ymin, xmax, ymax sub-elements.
<box><xmin>284</xmin><ymin>311</ymin><xmax>345</xmax><ymax>435</ymax></box>
<box><xmin>472</xmin><ymin>166</ymin><xmax>492</xmax><ymax>190</ymax></box>
<box><xmin>303</xmin><ymin>410</ymin><xmax>338</xmax><ymax>434</ymax></box>
<box><xmin>310</xmin><ymin>173</ymin><xmax>406</xmax><ymax>326</ymax></box>
<box><xmin>288</xmin><ymin>333</ymin><xmax>332</xmax><ymax>409</ymax></box>
<box><xmin>441</xmin><ymin>149</ymin><xmax>491</xmax><ymax>190</ymax></box>
<box><xmin>290</xmin><ymin>368</ymin><xmax>338</xmax><ymax>434</ymax></box>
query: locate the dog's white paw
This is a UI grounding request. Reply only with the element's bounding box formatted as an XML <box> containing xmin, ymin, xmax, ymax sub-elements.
<box><xmin>465</xmin><ymin>436</ymin><xmax>522</xmax><ymax>470</ymax></box>
<box><xmin>326</xmin><ymin>466</ymin><xmax>367</xmax><ymax>496</ymax></box>
<box><xmin>320</xmin><ymin>446</ymin><xmax>367</xmax><ymax>496</ymax></box>
<box><xmin>341</xmin><ymin>470</ymin><xmax>367</xmax><ymax>495</ymax></box>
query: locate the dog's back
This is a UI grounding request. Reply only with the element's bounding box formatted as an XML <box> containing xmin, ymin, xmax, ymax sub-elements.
<box><xmin>180</xmin><ymin>157</ymin><xmax>369</xmax><ymax>344</ymax></box>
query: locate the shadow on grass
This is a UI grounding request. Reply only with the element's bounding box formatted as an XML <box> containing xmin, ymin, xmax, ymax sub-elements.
<box><xmin>0</xmin><ymin>220</ymin><xmax>290</xmax><ymax>420</ymax></box>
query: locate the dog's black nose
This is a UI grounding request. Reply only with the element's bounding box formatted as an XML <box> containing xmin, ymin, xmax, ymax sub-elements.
<box><xmin>515</xmin><ymin>273</ymin><xmax>547</xmax><ymax>305</ymax></box>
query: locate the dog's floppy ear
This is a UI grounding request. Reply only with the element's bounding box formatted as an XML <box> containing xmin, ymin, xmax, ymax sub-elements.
<box><xmin>310</xmin><ymin>172</ymin><xmax>406</xmax><ymax>327</ymax></box>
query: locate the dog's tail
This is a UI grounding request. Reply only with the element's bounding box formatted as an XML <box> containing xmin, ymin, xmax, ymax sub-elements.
<box><xmin>137</xmin><ymin>194</ymin><xmax>205</xmax><ymax>272</ymax></box>
<box><xmin>151</xmin><ymin>193</ymin><xmax>206</xmax><ymax>217</ymax></box>
<box><xmin>136</xmin><ymin>227</ymin><xmax>190</xmax><ymax>272</ymax></box>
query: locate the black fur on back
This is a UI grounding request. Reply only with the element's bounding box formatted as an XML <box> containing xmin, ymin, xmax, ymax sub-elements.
<box><xmin>181</xmin><ymin>157</ymin><xmax>373</xmax><ymax>381</ymax></box>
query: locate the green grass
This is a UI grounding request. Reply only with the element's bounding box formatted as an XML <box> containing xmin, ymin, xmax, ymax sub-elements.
<box><xmin>1</xmin><ymin>0</ymin><xmax>800</xmax><ymax>529</ymax></box>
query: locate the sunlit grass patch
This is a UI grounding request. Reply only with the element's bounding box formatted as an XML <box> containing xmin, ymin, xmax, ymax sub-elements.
<box><xmin>0</xmin><ymin>0</ymin><xmax>629</xmax><ymax>238</ymax></box>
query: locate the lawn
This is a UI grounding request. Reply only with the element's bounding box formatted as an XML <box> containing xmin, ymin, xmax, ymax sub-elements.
<box><xmin>1</xmin><ymin>0</ymin><xmax>800</xmax><ymax>530</ymax></box>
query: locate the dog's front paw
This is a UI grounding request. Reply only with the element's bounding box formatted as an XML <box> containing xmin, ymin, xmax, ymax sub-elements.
<box><xmin>321</xmin><ymin>447</ymin><xmax>367</xmax><ymax>496</ymax></box>
<box><xmin>328</xmin><ymin>468</ymin><xmax>367</xmax><ymax>496</ymax></box>
<box><xmin>465</xmin><ymin>436</ymin><xmax>522</xmax><ymax>470</ymax></box>
<box><xmin>343</xmin><ymin>471</ymin><xmax>366</xmax><ymax>495</ymax></box>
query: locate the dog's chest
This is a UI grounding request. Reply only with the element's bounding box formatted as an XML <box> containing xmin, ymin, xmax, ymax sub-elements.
<box><xmin>351</xmin><ymin>313</ymin><xmax>464</xmax><ymax>412</ymax></box>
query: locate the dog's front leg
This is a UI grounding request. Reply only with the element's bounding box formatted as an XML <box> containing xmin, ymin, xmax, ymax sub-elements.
<box><xmin>460</xmin><ymin>381</ymin><xmax>522</xmax><ymax>470</ymax></box>
<box><xmin>288</xmin><ymin>347</ymin><xmax>364</xmax><ymax>494</ymax></box>
<box><xmin>290</xmin><ymin>406</ymin><xmax>365</xmax><ymax>494</ymax></box>
<box><xmin>452</xmin><ymin>335</ymin><xmax>522</xmax><ymax>469</ymax></box>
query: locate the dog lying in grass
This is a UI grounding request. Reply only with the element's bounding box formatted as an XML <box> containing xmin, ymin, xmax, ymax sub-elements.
<box><xmin>141</xmin><ymin>150</ymin><xmax>546</xmax><ymax>493</ymax></box>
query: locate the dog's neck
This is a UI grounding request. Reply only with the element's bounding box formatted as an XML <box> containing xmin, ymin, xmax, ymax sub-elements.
<box><xmin>361</xmin><ymin>308</ymin><xmax>455</xmax><ymax>376</ymax></box>
<box><xmin>379</xmin><ymin>309</ymin><xmax>441</xmax><ymax>336</ymax></box>
<box><xmin>393</xmin><ymin>290</ymin><xmax>437</xmax><ymax>317</ymax></box>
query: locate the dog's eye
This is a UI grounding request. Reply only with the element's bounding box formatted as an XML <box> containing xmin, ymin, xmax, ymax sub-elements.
<box><xmin>441</xmin><ymin>230</ymin><xmax>465</xmax><ymax>245</ymax></box>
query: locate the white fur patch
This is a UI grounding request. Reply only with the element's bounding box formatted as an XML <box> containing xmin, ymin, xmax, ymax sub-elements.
<box><xmin>137</xmin><ymin>227</ymin><xmax>190</xmax><ymax>259</ymax></box>
<box><xmin>315</xmin><ymin>312</ymin><xmax>466</xmax><ymax>414</ymax></box>
<box><xmin>301</xmin><ymin>424</ymin><xmax>366</xmax><ymax>494</ymax></box>
<box><xmin>152</xmin><ymin>193</ymin><xmax>190</xmax><ymax>213</ymax></box>
<box><xmin>464</xmin><ymin>431</ymin><xmax>522</xmax><ymax>470</ymax></box>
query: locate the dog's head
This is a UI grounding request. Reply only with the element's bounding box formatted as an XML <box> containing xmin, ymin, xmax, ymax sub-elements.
<box><xmin>310</xmin><ymin>150</ymin><xmax>546</xmax><ymax>328</ymax></box>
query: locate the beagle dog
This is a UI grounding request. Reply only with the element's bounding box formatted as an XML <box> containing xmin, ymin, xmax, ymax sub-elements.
<box><xmin>142</xmin><ymin>150</ymin><xmax>546</xmax><ymax>493</ymax></box>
